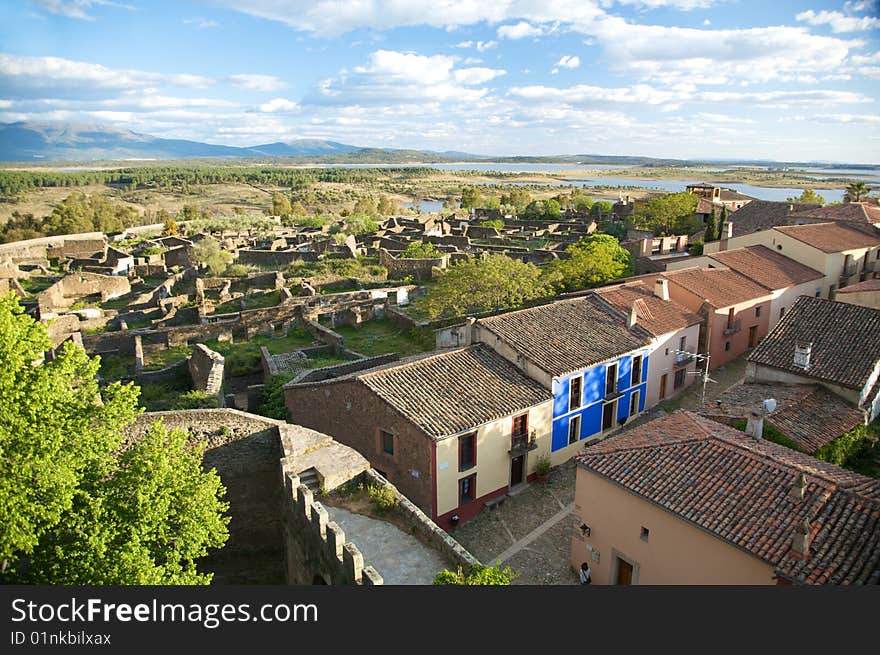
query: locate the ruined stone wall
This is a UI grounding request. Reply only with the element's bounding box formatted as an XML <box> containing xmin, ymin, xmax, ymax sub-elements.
<box><xmin>378</xmin><ymin>248</ymin><xmax>447</xmax><ymax>281</ymax></box>
<box><xmin>237</xmin><ymin>249</ymin><xmax>314</xmax><ymax>267</ymax></box>
<box><xmin>291</xmin><ymin>353</ymin><xmax>399</xmax><ymax>383</ymax></box>
<box><xmin>189</xmin><ymin>344</ymin><xmax>225</xmax><ymax>395</ymax></box>
<box><xmin>37</xmin><ymin>272</ymin><xmax>131</xmax><ymax>314</ymax></box>
<box><xmin>426</xmin><ymin>234</ymin><xmax>470</xmax><ymax>249</ymax></box>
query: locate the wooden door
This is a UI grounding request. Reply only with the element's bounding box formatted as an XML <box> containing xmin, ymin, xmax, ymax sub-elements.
<box><xmin>602</xmin><ymin>402</ymin><xmax>615</xmax><ymax>432</ymax></box>
<box><xmin>616</xmin><ymin>558</ymin><xmax>633</xmax><ymax>585</ymax></box>
<box><xmin>510</xmin><ymin>455</ymin><xmax>524</xmax><ymax>487</ymax></box>
<box><xmin>748</xmin><ymin>325</ymin><xmax>758</xmax><ymax>348</ymax></box>
<box><xmin>659</xmin><ymin>374</ymin><xmax>667</xmax><ymax>399</ymax></box>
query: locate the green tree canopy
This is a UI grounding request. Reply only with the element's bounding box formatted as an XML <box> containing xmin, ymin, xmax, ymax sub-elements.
<box><xmin>544</xmin><ymin>234</ymin><xmax>633</xmax><ymax>292</ymax></box>
<box><xmin>499</xmin><ymin>187</ymin><xmax>531</xmax><ymax>213</ymax></box>
<box><xmin>272</xmin><ymin>193</ymin><xmax>292</xmax><ymax>216</ymax></box>
<box><xmin>844</xmin><ymin>181</ymin><xmax>871</xmax><ymax>203</ymax></box>
<box><xmin>479</xmin><ymin>219</ymin><xmax>505</xmax><ymax>230</ymax></box>
<box><xmin>42</xmin><ymin>193</ymin><xmax>140</xmax><ymax>236</ymax></box>
<box><xmin>416</xmin><ymin>254</ymin><xmax>554</xmax><ymax>319</ymax></box>
<box><xmin>161</xmin><ymin>214</ymin><xmax>180</xmax><ymax>237</ymax></box>
<box><xmin>631</xmin><ymin>192</ymin><xmax>700</xmax><ymax>236</ymax></box>
<box><xmin>460</xmin><ymin>186</ymin><xmax>483</xmax><ymax>209</ymax></box>
<box><xmin>433</xmin><ymin>564</ymin><xmax>518</xmax><ymax>585</ymax></box>
<box><xmin>704</xmin><ymin>207</ymin><xmax>718</xmax><ymax>243</ymax></box>
<box><xmin>0</xmin><ymin>294</ymin><xmax>229</xmax><ymax>583</ymax></box>
<box><xmin>191</xmin><ymin>235</ymin><xmax>234</xmax><ymax>275</ymax></box>
<box><xmin>401</xmin><ymin>241</ymin><xmax>443</xmax><ymax>259</ymax></box>
<box><xmin>786</xmin><ymin>188</ymin><xmax>825</xmax><ymax>205</ymax></box>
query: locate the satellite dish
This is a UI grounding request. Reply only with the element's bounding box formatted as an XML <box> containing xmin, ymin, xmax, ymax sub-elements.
<box><xmin>762</xmin><ymin>398</ymin><xmax>777</xmax><ymax>413</ymax></box>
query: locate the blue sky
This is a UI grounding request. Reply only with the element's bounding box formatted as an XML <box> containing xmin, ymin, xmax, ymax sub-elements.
<box><xmin>0</xmin><ymin>0</ymin><xmax>878</xmax><ymax>162</ymax></box>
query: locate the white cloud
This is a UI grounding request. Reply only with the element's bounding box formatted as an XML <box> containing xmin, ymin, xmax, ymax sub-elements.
<box><xmin>258</xmin><ymin>98</ymin><xmax>300</xmax><ymax>113</ymax></box>
<box><xmin>307</xmin><ymin>50</ymin><xmax>505</xmax><ymax>106</ymax></box>
<box><xmin>31</xmin><ymin>0</ymin><xmax>134</xmax><ymax>20</ymax></box>
<box><xmin>455</xmin><ymin>39</ymin><xmax>497</xmax><ymax>51</ymax></box>
<box><xmin>554</xmin><ymin>55</ymin><xmax>580</xmax><ymax>69</ymax></box>
<box><xmin>226</xmin><ymin>74</ymin><xmax>286</xmax><ymax>91</ymax></box>
<box><xmin>614</xmin><ymin>0</ymin><xmax>714</xmax><ymax>9</ymax></box>
<box><xmin>183</xmin><ymin>18</ymin><xmax>220</xmax><ymax>29</ymax></box>
<box><xmin>497</xmin><ymin>21</ymin><xmax>545</xmax><ymax>40</ymax></box>
<box><xmin>455</xmin><ymin>40</ymin><xmax>473</xmax><ymax>48</ymax></box>
<box><xmin>796</xmin><ymin>10</ymin><xmax>880</xmax><ymax>33</ymax></box>
<box><xmin>792</xmin><ymin>113</ymin><xmax>880</xmax><ymax>125</ymax></box>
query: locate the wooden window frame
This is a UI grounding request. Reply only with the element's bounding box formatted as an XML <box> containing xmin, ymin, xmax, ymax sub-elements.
<box><xmin>459</xmin><ymin>474</ymin><xmax>476</xmax><ymax>506</ymax></box>
<box><xmin>458</xmin><ymin>431</ymin><xmax>477</xmax><ymax>472</ymax></box>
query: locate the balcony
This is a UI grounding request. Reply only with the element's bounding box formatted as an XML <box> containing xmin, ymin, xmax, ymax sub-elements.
<box><xmin>674</xmin><ymin>352</ymin><xmax>694</xmax><ymax>367</ymax></box>
<box><xmin>723</xmin><ymin>319</ymin><xmax>741</xmax><ymax>335</ymax></box>
<box><xmin>864</xmin><ymin>259</ymin><xmax>877</xmax><ymax>273</ymax></box>
<box><xmin>841</xmin><ymin>261</ymin><xmax>858</xmax><ymax>278</ymax></box>
<box><xmin>509</xmin><ymin>432</ymin><xmax>538</xmax><ymax>455</ymax></box>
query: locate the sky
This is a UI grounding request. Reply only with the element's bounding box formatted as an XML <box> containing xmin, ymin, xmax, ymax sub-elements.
<box><xmin>0</xmin><ymin>0</ymin><xmax>878</xmax><ymax>162</ymax></box>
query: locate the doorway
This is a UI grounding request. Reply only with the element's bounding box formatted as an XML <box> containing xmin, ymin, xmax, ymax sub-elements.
<box><xmin>510</xmin><ymin>455</ymin><xmax>524</xmax><ymax>488</ymax></box>
<box><xmin>615</xmin><ymin>557</ymin><xmax>634</xmax><ymax>585</ymax></box>
<box><xmin>748</xmin><ymin>325</ymin><xmax>758</xmax><ymax>348</ymax></box>
<box><xmin>659</xmin><ymin>373</ymin><xmax>667</xmax><ymax>400</ymax></box>
<box><xmin>602</xmin><ymin>401</ymin><xmax>616</xmax><ymax>432</ymax></box>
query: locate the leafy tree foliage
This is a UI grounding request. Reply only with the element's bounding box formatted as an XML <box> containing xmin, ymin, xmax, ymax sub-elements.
<box><xmin>191</xmin><ymin>236</ymin><xmax>233</xmax><ymax>275</ymax></box>
<box><xmin>272</xmin><ymin>193</ymin><xmax>292</xmax><ymax>216</ymax></box>
<box><xmin>523</xmin><ymin>199</ymin><xmax>562</xmax><ymax>219</ymax></box>
<box><xmin>353</xmin><ymin>195</ymin><xmax>378</xmax><ymax>216</ymax></box>
<box><xmin>479</xmin><ymin>219</ymin><xmax>505</xmax><ymax>230</ymax></box>
<box><xmin>340</xmin><ymin>214</ymin><xmax>379</xmax><ymax>236</ymax></box>
<box><xmin>599</xmin><ymin>220</ymin><xmax>627</xmax><ymax>240</ymax></box>
<box><xmin>416</xmin><ymin>254</ymin><xmax>554</xmax><ymax>319</ymax></box>
<box><xmin>376</xmin><ymin>195</ymin><xmax>399</xmax><ymax>216</ymax></box>
<box><xmin>844</xmin><ymin>181</ymin><xmax>870</xmax><ymax>203</ymax></box>
<box><xmin>590</xmin><ymin>200</ymin><xmax>614</xmax><ymax>220</ymax></box>
<box><xmin>704</xmin><ymin>207</ymin><xmax>718</xmax><ymax>242</ymax></box>
<box><xmin>631</xmin><ymin>192</ymin><xmax>699</xmax><ymax>235</ymax></box>
<box><xmin>401</xmin><ymin>241</ymin><xmax>443</xmax><ymax>259</ymax></box>
<box><xmin>0</xmin><ymin>294</ymin><xmax>229</xmax><ymax>583</ymax></box>
<box><xmin>499</xmin><ymin>187</ymin><xmax>531</xmax><ymax>213</ymax></box>
<box><xmin>257</xmin><ymin>374</ymin><xmax>294</xmax><ymax>420</ymax></box>
<box><xmin>161</xmin><ymin>214</ymin><xmax>180</xmax><ymax>237</ymax></box>
<box><xmin>482</xmin><ymin>195</ymin><xmax>501</xmax><ymax>210</ymax></box>
<box><xmin>433</xmin><ymin>564</ymin><xmax>518</xmax><ymax>585</ymax></box>
<box><xmin>460</xmin><ymin>186</ymin><xmax>483</xmax><ymax>209</ymax></box>
<box><xmin>786</xmin><ymin>188</ymin><xmax>825</xmax><ymax>205</ymax></box>
<box><xmin>544</xmin><ymin>234</ymin><xmax>633</xmax><ymax>292</ymax></box>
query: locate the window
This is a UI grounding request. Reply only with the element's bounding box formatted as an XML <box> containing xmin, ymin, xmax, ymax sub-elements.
<box><xmin>605</xmin><ymin>363</ymin><xmax>618</xmax><ymax>396</ymax></box>
<box><xmin>755</xmin><ymin>306</ymin><xmax>762</xmax><ymax>317</ymax></box>
<box><xmin>629</xmin><ymin>389</ymin><xmax>640</xmax><ymax>417</ymax></box>
<box><xmin>380</xmin><ymin>430</ymin><xmax>394</xmax><ymax>456</ymax></box>
<box><xmin>679</xmin><ymin>336</ymin><xmax>686</xmax><ymax>351</ymax></box>
<box><xmin>829</xmin><ymin>284</ymin><xmax>837</xmax><ymax>301</ymax></box>
<box><xmin>631</xmin><ymin>356</ymin><xmax>642</xmax><ymax>388</ymax></box>
<box><xmin>726</xmin><ymin>308</ymin><xmax>735</xmax><ymax>329</ymax></box>
<box><xmin>459</xmin><ymin>432</ymin><xmax>476</xmax><ymax>471</ymax></box>
<box><xmin>512</xmin><ymin>413</ymin><xmax>528</xmax><ymax>437</ymax></box>
<box><xmin>780</xmin><ymin>306</ymin><xmax>786</xmax><ymax>320</ymax></box>
<box><xmin>815</xmin><ymin>288</ymin><xmax>821</xmax><ymax>297</ymax></box>
<box><xmin>640</xmin><ymin>527</ymin><xmax>650</xmax><ymax>542</ymax></box>
<box><xmin>459</xmin><ymin>474</ymin><xmax>476</xmax><ymax>505</ymax></box>
<box><xmin>724</xmin><ymin>341</ymin><xmax>731</xmax><ymax>352</ymax></box>
<box><xmin>665</xmin><ymin>347</ymin><xmax>669</xmax><ymax>356</ymax></box>
<box><xmin>569</xmin><ymin>376</ymin><xmax>582</xmax><ymax>411</ymax></box>
<box><xmin>568</xmin><ymin>414</ymin><xmax>581</xmax><ymax>445</ymax></box>
<box><xmin>673</xmin><ymin>368</ymin><xmax>686</xmax><ymax>390</ymax></box>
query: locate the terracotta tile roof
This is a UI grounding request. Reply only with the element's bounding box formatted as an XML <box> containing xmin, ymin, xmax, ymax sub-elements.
<box><xmin>774</xmin><ymin>222</ymin><xmax>880</xmax><ymax>253</ymax></box>
<box><xmin>726</xmin><ymin>200</ymin><xmax>822</xmax><ymax>237</ymax></box>
<box><xmin>476</xmin><ymin>295</ymin><xmax>652</xmax><ymax>377</ymax></box>
<box><xmin>357</xmin><ymin>344</ymin><xmax>551</xmax><ymax>439</ymax></box>
<box><xmin>707</xmin><ymin>245</ymin><xmax>823</xmax><ymax>290</ymax></box>
<box><xmin>747</xmin><ymin>296</ymin><xmax>880</xmax><ymax>391</ymax></box>
<box><xmin>698</xmin><ymin>382</ymin><xmax>865</xmax><ymax>454</ymax></box>
<box><xmin>695</xmin><ymin>197</ymin><xmax>717</xmax><ymax>214</ymax></box>
<box><xmin>594</xmin><ymin>281</ymin><xmax>702</xmax><ymax>337</ymax></box>
<box><xmin>576</xmin><ymin>411</ymin><xmax>880</xmax><ymax>585</ymax></box>
<box><xmin>719</xmin><ymin>188</ymin><xmax>756</xmax><ymax>202</ymax></box>
<box><xmin>790</xmin><ymin>202</ymin><xmax>880</xmax><ymax>227</ymax></box>
<box><xmin>838</xmin><ymin>278</ymin><xmax>880</xmax><ymax>294</ymax></box>
<box><xmin>663</xmin><ymin>266</ymin><xmax>770</xmax><ymax>308</ymax></box>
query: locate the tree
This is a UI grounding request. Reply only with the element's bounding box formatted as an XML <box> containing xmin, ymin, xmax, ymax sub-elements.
<box><xmin>433</xmin><ymin>563</ymin><xmax>518</xmax><ymax>585</ymax></box>
<box><xmin>479</xmin><ymin>219</ymin><xmax>505</xmax><ymax>230</ymax></box>
<box><xmin>483</xmin><ymin>195</ymin><xmax>501</xmax><ymax>210</ymax></box>
<box><xmin>460</xmin><ymin>186</ymin><xmax>483</xmax><ymax>210</ymax></box>
<box><xmin>178</xmin><ymin>205</ymin><xmax>200</xmax><ymax>222</ymax></box>
<box><xmin>499</xmin><ymin>187</ymin><xmax>531</xmax><ymax>213</ymax></box>
<box><xmin>377</xmin><ymin>195</ymin><xmax>398</xmax><ymax>216</ymax></box>
<box><xmin>401</xmin><ymin>241</ymin><xmax>443</xmax><ymax>259</ymax></box>
<box><xmin>786</xmin><ymin>188</ymin><xmax>825</xmax><ymax>205</ymax></box>
<box><xmin>340</xmin><ymin>214</ymin><xmax>379</xmax><ymax>236</ymax></box>
<box><xmin>0</xmin><ymin>294</ymin><xmax>229</xmax><ymax>583</ymax></box>
<box><xmin>543</xmin><ymin>234</ymin><xmax>633</xmax><ymax>292</ymax></box>
<box><xmin>191</xmin><ymin>236</ymin><xmax>233</xmax><ymax>275</ymax></box>
<box><xmin>844</xmin><ymin>181</ymin><xmax>870</xmax><ymax>203</ymax></box>
<box><xmin>704</xmin><ymin>207</ymin><xmax>718</xmax><ymax>243</ymax></box>
<box><xmin>161</xmin><ymin>214</ymin><xmax>180</xmax><ymax>237</ymax></box>
<box><xmin>590</xmin><ymin>201</ymin><xmax>614</xmax><ymax>220</ymax></box>
<box><xmin>353</xmin><ymin>195</ymin><xmax>377</xmax><ymax>216</ymax></box>
<box><xmin>717</xmin><ymin>205</ymin><xmax>729</xmax><ymax>241</ymax></box>
<box><xmin>416</xmin><ymin>254</ymin><xmax>554</xmax><ymax>319</ymax></box>
<box><xmin>631</xmin><ymin>192</ymin><xmax>699</xmax><ymax>235</ymax></box>
<box><xmin>272</xmin><ymin>193</ymin><xmax>292</xmax><ymax>217</ymax></box>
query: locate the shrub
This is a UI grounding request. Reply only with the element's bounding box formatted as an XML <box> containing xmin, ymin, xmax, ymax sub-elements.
<box><xmin>534</xmin><ymin>454</ymin><xmax>551</xmax><ymax>477</ymax></box>
<box><xmin>257</xmin><ymin>373</ymin><xmax>295</xmax><ymax>420</ymax></box>
<box><xmin>367</xmin><ymin>483</ymin><xmax>398</xmax><ymax>515</ymax></box>
<box><xmin>173</xmin><ymin>390</ymin><xmax>220</xmax><ymax>410</ymax></box>
<box><xmin>433</xmin><ymin>564</ymin><xmax>518</xmax><ymax>585</ymax></box>
<box><xmin>815</xmin><ymin>422</ymin><xmax>873</xmax><ymax>466</ymax></box>
<box><xmin>223</xmin><ymin>263</ymin><xmax>256</xmax><ymax>277</ymax></box>
<box><xmin>479</xmin><ymin>219</ymin><xmax>505</xmax><ymax>230</ymax></box>
<box><xmin>401</xmin><ymin>241</ymin><xmax>443</xmax><ymax>259</ymax></box>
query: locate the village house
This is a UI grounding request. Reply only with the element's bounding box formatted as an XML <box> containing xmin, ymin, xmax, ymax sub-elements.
<box><xmin>283</xmin><ymin>345</ymin><xmax>553</xmax><ymax>529</ymax></box>
<box><xmin>570</xmin><ymin>411</ymin><xmax>880</xmax><ymax>585</ymax></box>
<box><xmin>837</xmin><ymin>278</ymin><xmax>880</xmax><ymax>309</ymax></box>
<box><xmin>658</xmin><ymin>266</ymin><xmax>773</xmax><ymax>369</ymax></box>
<box><xmin>701</xmin><ymin>245</ymin><xmax>824</xmax><ymax>328</ymax></box>
<box><xmin>703</xmin><ymin>221</ymin><xmax>880</xmax><ymax>300</ymax></box>
<box><xmin>686</xmin><ymin>183</ymin><xmax>754</xmax><ymax>211</ymax></box>
<box><xmin>471</xmin><ymin>296</ymin><xmax>653</xmax><ymax>463</ymax></box>
<box><xmin>746</xmin><ymin>296</ymin><xmax>880</xmax><ymax>421</ymax></box>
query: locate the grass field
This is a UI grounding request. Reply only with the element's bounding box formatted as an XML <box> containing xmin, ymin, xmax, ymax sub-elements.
<box><xmin>334</xmin><ymin>318</ymin><xmax>433</xmax><ymax>357</ymax></box>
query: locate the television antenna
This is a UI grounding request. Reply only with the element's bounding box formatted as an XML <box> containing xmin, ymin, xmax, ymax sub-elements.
<box><xmin>672</xmin><ymin>349</ymin><xmax>714</xmax><ymax>405</ymax></box>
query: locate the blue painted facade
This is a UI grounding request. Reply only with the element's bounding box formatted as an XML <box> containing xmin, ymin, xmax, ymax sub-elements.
<box><xmin>550</xmin><ymin>350</ymin><xmax>649</xmax><ymax>452</ymax></box>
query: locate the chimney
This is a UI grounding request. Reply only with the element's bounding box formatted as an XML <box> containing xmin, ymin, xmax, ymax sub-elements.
<box><xmin>745</xmin><ymin>409</ymin><xmax>764</xmax><ymax>440</ymax></box>
<box><xmin>463</xmin><ymin>316</ymin><xmax>476</xmax><ymax>346</ymax></box>
<box><xmin>627</xmin><ymin>303</ymin><xmax>638</xmax><ymax>329</ymax></box>
<box><xmin>790</xmin><ymin>472</ymin><xmax>807</xmax><ymax>501</ymax></box>
<box><xmin>791</xmin><ymin>520</ymin><xmax>811</xmax><ymax>558</ymax></box>
<box><xmin>793</xmin><ymin>342</ymin><xmax>812</xmax><ymax>370</ymax></box>
<box><xmin>654</xmin><ymin>278</ymin><xmax>669</xmax><ymax>301</ymax></box>
<box><xmin>724</xmin><ymin>221</ymin><xmax>733</xmax><ymax>239</ymax></box>
<box><xmin>788</xmin><ymin>204</ymin><xmax>794</xmax><ymax>212</ymax></box>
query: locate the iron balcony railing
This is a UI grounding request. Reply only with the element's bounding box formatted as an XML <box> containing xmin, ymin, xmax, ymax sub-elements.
<box><xmin>509</xmin><ymin>432</ymin><xmax>538</xmax><ymax>455</ymax></box>
<box><xmin>675</xmin><ymin>351</ymin><xmax>694</xmax><ymax>367</ymax></box>
<box><xmin>723</xmin><ymin>319</ymin><xmax>742</xmax><ymax>335</ymax></box>
<box><xmin>842</xmin><ymin>261</ymin><xmax>858</xmax><ymax>277</ymax></box>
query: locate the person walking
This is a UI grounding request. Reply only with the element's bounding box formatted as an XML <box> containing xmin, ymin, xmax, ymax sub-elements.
<box><xmin>579</xmin><ymin>562</ymin><xmax>592</xmax><ymax>585</ymax></box>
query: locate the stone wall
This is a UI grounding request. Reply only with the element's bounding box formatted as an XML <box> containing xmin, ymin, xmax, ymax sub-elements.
<box><xmin>290</xmin><ymin>353</ymin><xmax>399</xmax><ymax>384</ymax></box>
<box><xmin>238</xmin><ymin>249</ymin><xmax>314</xmax><ymax>267</ymax></box>
<box><xmin>37</xmin><ymin>272</ymin><xmax>131</xmax><ymax>315</ymax></box>
<box><xmin>378</xmin><ymin>248</ymin><xmax>447</xmax><ymax>281</ymax></box>
<box><xmin>189</xmin><ymin>344</ymin><xmax>225</xmax><ymax>395</ymax></box>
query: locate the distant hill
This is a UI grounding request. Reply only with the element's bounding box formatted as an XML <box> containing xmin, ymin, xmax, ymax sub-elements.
<box><xmin>0</xmin><ymin>122</ymin><xmax>360</xmax><ymax>161</ymax></box>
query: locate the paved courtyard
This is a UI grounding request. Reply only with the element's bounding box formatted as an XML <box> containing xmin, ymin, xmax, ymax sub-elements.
<box><xmin>451</xmin><ymin>356</ymin><xmax>748</xmax><ymax>585</ymax></box>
